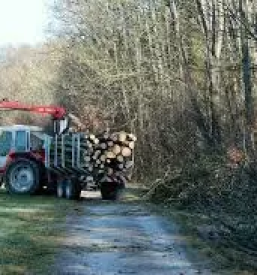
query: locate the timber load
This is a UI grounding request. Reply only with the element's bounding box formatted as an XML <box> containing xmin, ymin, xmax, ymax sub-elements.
<box><xmin>47</xmin><ymin>131</ymin><xmax>136</xmax><ymax>184</ymax></box>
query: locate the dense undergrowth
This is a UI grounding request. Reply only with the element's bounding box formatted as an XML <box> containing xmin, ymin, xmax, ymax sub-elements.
<box><xmin>149</xmin><ymin>152</ymin><xmax>257</xmax><ymax>268</ymax></box>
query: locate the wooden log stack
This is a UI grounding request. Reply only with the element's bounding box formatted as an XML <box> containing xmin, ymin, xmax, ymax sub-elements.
<box><xmin>50</xmin><ymin>131</ymin><xmax>136</xmax><ymax>182</ymax></box>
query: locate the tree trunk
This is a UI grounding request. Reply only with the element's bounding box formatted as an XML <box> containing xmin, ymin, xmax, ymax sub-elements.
<box><xmin>239</xmin><ymin>0</ymin><xmax>254</xmax><ymax>153</ymax></box>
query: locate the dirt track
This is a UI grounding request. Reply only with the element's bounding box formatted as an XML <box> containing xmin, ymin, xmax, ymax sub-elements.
<box><xmin>53</xmin><ymin>190</ymin><xmax>218</xmax><ymax>275</ymax></box>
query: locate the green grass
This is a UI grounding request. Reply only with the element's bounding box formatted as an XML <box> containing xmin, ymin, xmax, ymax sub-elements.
<box><xmin>0</xmin><ymin>188</ymin><xmax>79</xmax><ymax>275</ymax></box>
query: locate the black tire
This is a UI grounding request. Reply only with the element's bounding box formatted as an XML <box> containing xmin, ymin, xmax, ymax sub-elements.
<box><xmin>100</xmin><ymin>182</ymin><xmax>120</xmax><ymax>200</ymax></box>
<box><xmin>5</xmin><ymin>159</ymin><xmax>40</xmax><ymax>195</ymax></box>
<box><xmin>57</xmin><ymin>180</ymin><xmax>66</xmax><ymax>198</ymax></box>
<box><xmin>65</xmin><ymin>179</ymin><xmax>81</xmax><ymax>200</ymax></box>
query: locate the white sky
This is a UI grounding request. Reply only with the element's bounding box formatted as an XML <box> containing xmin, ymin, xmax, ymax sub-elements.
<box><xmin>0</xmin><ymin>0</ymin><xmax>48</xmax><ymax>46</ymax></box>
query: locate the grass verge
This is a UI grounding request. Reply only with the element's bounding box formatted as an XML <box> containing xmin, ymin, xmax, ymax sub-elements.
<box><xmin>0</xmin><ymin>188</ymin><xmax>79</xmax><ymax>275</ymax></box>
<box><xmin>150</xmin><ymin>202</ymin><xmax>257</xmax><ymax>275</ymax></box>
<box><xmin>126</xmin><ymin>182</ymin><xmax>256</xmax><ymax>274</ymax></box>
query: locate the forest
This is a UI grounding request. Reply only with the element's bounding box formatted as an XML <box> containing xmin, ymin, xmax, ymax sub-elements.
<box><xmin>1</xmin><ymin>0</ymin><xmax>257</xmax><ymax>267</ymax></box>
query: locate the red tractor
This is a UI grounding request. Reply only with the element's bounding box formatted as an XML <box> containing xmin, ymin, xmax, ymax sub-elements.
<box><xmin>0</xmin><ymin>100</ymin><xmax>126</xmax><ymax>200</ymax></box>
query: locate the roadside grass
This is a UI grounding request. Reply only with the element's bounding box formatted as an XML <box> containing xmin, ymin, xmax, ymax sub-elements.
<box><xmin>2</xmin><ymin>183</ymin><xmax>251</xmax><ymax>275</ymax></box>
<box><xmin>178</xmin><ymin>210</ymin><xmax>257</xmax><ymax>274</ymax></box>
<box><xmin>151</xmin><ymin>203</ymin><xmax>257</xmax><ymax>275</ymax></box>
<box><xmin>119</xmin><ymin>185</ymin><xmax>148</xmax><ymax>202</ymax></box>
<box><xmin>0</xmin><ymin>188</ymin><xmax>79</xmax><ymax>275</ymax></box>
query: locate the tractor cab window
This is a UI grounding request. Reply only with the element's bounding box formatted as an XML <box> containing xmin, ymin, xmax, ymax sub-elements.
<box><xmin>15</xmin><ymin>131</ymin><xmax>28</xmax><ymax>152</ymax></box>
<box><xmin>0</xmin><ymin>131</ymin><xmax>12</xmax><ymax>156</ymax></box>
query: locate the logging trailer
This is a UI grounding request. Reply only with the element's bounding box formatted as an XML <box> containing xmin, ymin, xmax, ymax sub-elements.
<box><xmin>0</xmin><ymin>99</ymin><xmax>129</xmax><ymax>200</ymax></box>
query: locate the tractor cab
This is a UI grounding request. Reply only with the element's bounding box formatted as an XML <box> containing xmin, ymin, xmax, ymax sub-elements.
<box><xmin>0</xmin><ymin>125</ymin><xmax>48</xmax><ymax>169</ymax></box>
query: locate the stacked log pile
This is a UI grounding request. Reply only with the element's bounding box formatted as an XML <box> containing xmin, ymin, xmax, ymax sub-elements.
<box><xmin>50</xmin><ymin>131</ymin><xmax>136</xmax><ymax>181</ymax></box>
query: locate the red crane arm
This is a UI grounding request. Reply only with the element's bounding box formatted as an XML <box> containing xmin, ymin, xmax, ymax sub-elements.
<box><xmin>0</xmin><ymin>100</ymin><xmax>66</xmax><ymax>119</ymax></box>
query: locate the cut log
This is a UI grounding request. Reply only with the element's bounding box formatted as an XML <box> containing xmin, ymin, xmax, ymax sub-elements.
<box><xmin>100</xmin><ymin>143</ymin><xmax>107</xmax><ymax>150</ymax></box>
<box><xmin>110</xmin><ymin>133</ymin><xmax>118</xmax><ymax>142</ymax></box>
<box><xmin>89</xmin><ymin>134</ymin><xmax>96</xmax><ymax>141</ymax></box>
<box><xmin>92</xmin><ymin>150</ymin><xmax>101</xmax><ymax>160</ymax></box>
<box><xmin>94</xmin><ymin>138</ymin><xmax>100</xmax><ymax>145</ymax></box>
<box><xmin>88</xmin><ymin>166</ymin><xmax>94</xmax><ymax>172</ymax></box>
<box><xmin>125</xmin><ymin>161</ymin><xmax>134</xmax><ymax>169</ymax></box>
<box><xmin>103</xmin><ymin>132</ymin><xmax>109</xmax><ymax>140</ymax></box>
<box><xmin>112</xmin><ymin>145</ymin><xmax>121</xmax><ymax>155</ymax></box>
<box><xmin>121</xmin><ymin>147</ymin><xmax>132</xmax><ymax>157</ymax></box>
<box><xmin>128</xmin><ymin>141</ymin><xmax>135</xmax><ymax>150</ymax></box>
<box><xmin>107</xmin><ymin>168</ymin><xmax>114</xmax><ymax>176</ymax></box>
<box><xmin>107</xmin><ymin>141</ymin><xmax>114</xmax><ymax>147</ymax></box>
<box><xmin>100</xmin><ymin>155</ymin><xmax>106</xmax><ymax>162</ymax></box>
<box><xmin>128</xmin><ymin>133</ymin><xmax>137</xmax><ymax>141</ymax></box>
<box><xmin>118</xmin><ymin>132</ymin><xmax>127</xmax><ymax>142</ymax></box>
<box><xmin>84</xmin><ymin>156</ymin><xmax>91</xmax><ymax>163</ymax></box>
<box><xmin>87</xmin><ymin>143</ymin><xmax>93</xmax><ymax>149</ymax></box>
<box><xmin>105</xmin><ymin>151</ymin><xmax>116</xmax><ymax>159</ymax></box>
<box><xmin>117</xmin><ymin>155</ymin><xmax>124</xmax><ymax>163</ymax></box>
<box><xmin>118</xmin><ymin>164</ymin><xmax>124</xmax><ymax>170</ymax></box>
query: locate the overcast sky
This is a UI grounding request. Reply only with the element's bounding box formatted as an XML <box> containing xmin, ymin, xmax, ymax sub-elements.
<box><xmin>0</xmin><ymin>0</ymin><xmax>48</xmax><ymax>46</ymax></box>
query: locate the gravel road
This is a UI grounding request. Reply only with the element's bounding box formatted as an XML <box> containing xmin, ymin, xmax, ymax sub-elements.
<box><xmin>53</xmin><ymin>191</ymin><xmax>218</xmax><ymax>275</ymax></box>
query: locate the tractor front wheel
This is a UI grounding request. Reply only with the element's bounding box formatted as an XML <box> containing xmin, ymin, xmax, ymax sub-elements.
<box><xmin>5</xmin><ymin>159</ymin><xmax>40</xmax><ymax>195</ymax></box>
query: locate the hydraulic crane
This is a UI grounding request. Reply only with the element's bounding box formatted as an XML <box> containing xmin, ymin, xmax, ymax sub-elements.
<box><xmin>0</xmin><ymin>99</ymin><xmax>69</xmax><ymax>134</ymax></box>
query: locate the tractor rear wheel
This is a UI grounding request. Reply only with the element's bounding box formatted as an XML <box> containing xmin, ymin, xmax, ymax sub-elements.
<box><xmin>5</xmin><ymin>159</ymin><xmax>40</xmax><ymax>195</ymax></box>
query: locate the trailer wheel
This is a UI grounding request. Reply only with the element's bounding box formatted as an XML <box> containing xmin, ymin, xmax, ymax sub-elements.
<box><xmin>100</xmin><ymin>182</ymin><xmax>120</xmax><ymax>201</ymax></box>
<box><xmin>57</xmin><ymin>180</ymin><xmax>66</xmax><ymax>198</ymax></box>
<box><xmin>65</xmin><ymin>179</ymin><xmax>81</xmax><ymax>200</ymax></box>
<box><xmin>5</xmin><ymin>159</ymin><xmax>40</xmax><ymax>195</ymax></box>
